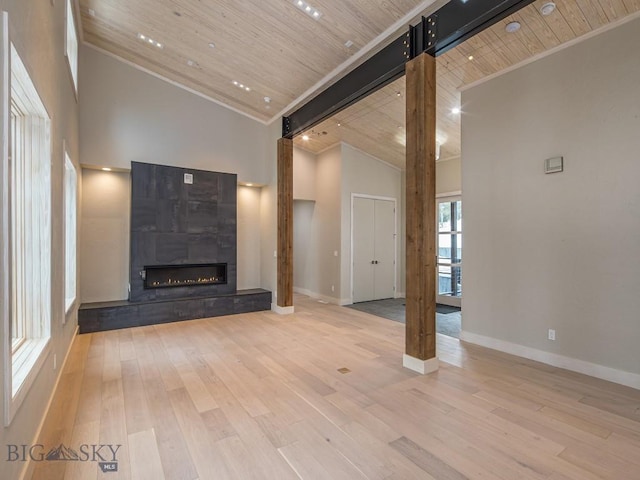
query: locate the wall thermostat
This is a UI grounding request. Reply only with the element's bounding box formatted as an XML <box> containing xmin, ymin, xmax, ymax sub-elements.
<box><xmin>184</xmin><ymin>173</ymin><xmax>193</xmax><ymax>184</ymax></box>
<box><xmin>544</xmin><ymin>156</ymin><xmax>563</xmax><ymax>174</ymax></box>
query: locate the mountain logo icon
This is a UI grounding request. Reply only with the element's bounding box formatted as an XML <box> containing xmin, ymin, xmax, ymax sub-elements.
<box><xmin>45</xmin><ymin>444</ymin><xmax>80</xmax><ymax>461</ymax></box>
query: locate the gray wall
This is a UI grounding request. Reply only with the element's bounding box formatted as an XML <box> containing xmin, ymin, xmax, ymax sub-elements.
<box><xmin>79</xmin><ymin>46</ymin><xmax>270</xmax><ymax>184</ymax></box>
<box><xmin>0</xmin><ymin>2</ymin><xmax>79</xmax><ymax>479</ymax></box>
<box><xmin>461</xmin><ymin>17</ymin><xmax>640</xmax><ymax>384</ymax></box>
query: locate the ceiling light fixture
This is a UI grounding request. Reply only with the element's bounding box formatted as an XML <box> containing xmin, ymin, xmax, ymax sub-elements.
<box><xmin>232</xmin><ymin>80</ymin><xmax>252</xmax><ymax>92</ymax></box>
<box><xmin>302</xmin><ymin>135</ymin><xmax>310</xmax><ymax>141</ymax></box>
<box><xmin>264</xmin><ymin>96</ymin><xmax>271</xmax><ymax>103</ymax></box>
<box><xmin>451</xmin><ymin>107</ymin><xmax>461</xmax><ymax>114</ymax></box>
<box><xmin>293</xmin><ymin>0</ymin><xmax>322</xmax><ymax>20</ymax></box>
<box><xmin>468</xmin><ymin>55</ymin><xmax>474</xmax><ymax>60</ymax></box>
<box><xmin>246</xmin><ymin>183</ymin><xmax>253</xmax><ymax>187</ymax></box>
<box><xmin>505</xmin><ymin>21</ymin><xmax>521</xmax><ymax>33</ymax></box>
<box><xmin>138</xmin><ymin>33</ymin><xmax>163</xmax><ymax>49</ymax></box>
<box><xmin>540</xmin><ymin>2</ymin><xmax>556</xmax><ymax>15</ymax></box>
<box><xmin>345</xmin><ymin>40</ymin><xmax>354</xmax><ymax>48</ymax></box>
<box><xmin>102</xmin><ymin>167</ymin><xmax>112</xmax><ymax>172</ymax></box>
<box><xmin>208</xmin><ymin>42</ymin><xmax>216</xmax><ymax>48</ymax></box>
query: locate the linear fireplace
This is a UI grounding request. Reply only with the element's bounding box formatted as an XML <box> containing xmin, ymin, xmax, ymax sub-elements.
<box><xmin>143</xmin><ymin>263</ymin><xmax>227</xmax><ymax>289</ymax></box>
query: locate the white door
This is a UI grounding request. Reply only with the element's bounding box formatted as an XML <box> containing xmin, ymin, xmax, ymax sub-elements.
<box><xmin>353</xmin><ymin>197</ymin><xmax>396</xmax><ymax>303</ymax></box>
<box><xmin>437</xmin><ymin>196</ymin><xmax>462</xmax><ymax>307</ymax></box>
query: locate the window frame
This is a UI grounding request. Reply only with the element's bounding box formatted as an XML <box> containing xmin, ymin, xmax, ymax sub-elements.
<box><xmin>1</xmin><ymin>13</ymin><xmax>53</xmax><ymax>426</ymax></box>
<box><xmin>64</xmin><ymin>0</ymin><xmax>79</xmax><ymax>97</ymax></box>
<box><xmin>63</xmin><ymin>143</ymin><xmax>77</xmax><ymax>316</ymax></box>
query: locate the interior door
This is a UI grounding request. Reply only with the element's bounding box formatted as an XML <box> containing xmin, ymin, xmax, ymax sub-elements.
<box><xmin>437</xmin><ymin>196</ymin><xmax>462</xmax><ymax>307</ymax></box>
<box><xmin>353</xmin><ymin>197</ymin><xmax>375</xmax><ymax>302</ymax></box>
<box><xmin>353</xmin><ymin>197</ymin><xmax>396</xmax><ymax>303</ymax></box>
<box><xmin>373</xmin><ymin>199</ymin><xmax>395</xmax><ymax>299</ymax></box>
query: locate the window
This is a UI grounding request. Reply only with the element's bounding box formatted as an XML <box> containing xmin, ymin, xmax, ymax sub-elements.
<box><xmin>437</xmin><ymin>197</ymin><xmax>462</xmax><ymax>307</ymax></box>
<box><xmin>65</xmin><ymin>0</ymin><xmax>78</xmax><ymax>93</ymax></box>
<box><xmin>64</xmin><ymin>148</ymin><xmax>77</xmax><ymax>314</ymax></box>
<box><xmin>2</xmin><ymin>35</ymin><xmax>52</xmax><ymax>424</ymax></box>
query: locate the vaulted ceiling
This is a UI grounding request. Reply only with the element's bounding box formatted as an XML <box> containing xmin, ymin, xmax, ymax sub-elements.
<box><xmin>78</xmin><ymin>0</ymin><xmax>640</xmax><ymax>169</ymax></box>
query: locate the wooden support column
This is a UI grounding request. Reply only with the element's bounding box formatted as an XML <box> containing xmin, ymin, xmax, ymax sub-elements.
<box><xmin>404</xmin><ymin>53</ymin><xmax>438</xmax><ymax>374</ymax></box>
<box><xmin>277</xmin><ymin>137</ymin><xmax>294</xmax><ymax>310</ymax></box>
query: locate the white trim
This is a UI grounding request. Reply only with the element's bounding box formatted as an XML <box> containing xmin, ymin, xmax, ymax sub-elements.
<box><xmin>350</xmin><ymin>193</ymin><xmax>398</xmax><ymax>304</ymax></box>
<box><xmin>403</xmin><ymin>354</ymin><xmax>439</xmax><ymax>375</ymax></box>
<box><xmin>64</xmin><ymin>0</ymin><xmax>79</xmax><ymax>99</ymax></box>
<box><xmin>395</xmin><ymin>291</ymin><xmax>405</xmax><ymax>299</ymax></box>
<box><xmin>0</xmin><ymin>9</ymin><xmax>10</xmax><ymax>432</ymax></box>
<box><xmin>436</xmin><ymin>155</ymin><xmax>461</xmax><ymax>164</ymax></box>
<box><xmin>268</xmin><ymin>0</ymin><xmax>441</xmax><ymax>123</ymax></box>
<box><xmin>436</xmin><ymin>190</ymin><xmax>462</xmax><ymax>199</ymax></box>
<box><xmin>460</xmin><ymin>10</ymin><xmax>640</xmax><ymax>93</ymax></box>
<box><xmin>460</xmin><ymin>330</ymin><xmax>640</xmax><ymax>390</ymax></box>
<box><xmin>82</xmin><ymin>43</ymin><xmax>269</xmax><ymax>126</ymax></box>
<box><xmin>293</xmin><ymin>287</ymin><xmax>350</xmax><ymax>306</ymax></box>
<box><xmin>271</xmin><ymin>304</ymin><xmax>295</xmax><ymax>315</ymax></box>
<box><xmin>18</xmin><ymin>327</ymin><xmax>79</xmax><ymax>480</ymax></box>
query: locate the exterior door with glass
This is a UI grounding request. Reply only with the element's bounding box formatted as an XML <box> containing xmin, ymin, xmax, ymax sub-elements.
<box><xmin>437</xmin><ymin>196</ymin><xmax>462</xmax><ymax>307</ymax></box>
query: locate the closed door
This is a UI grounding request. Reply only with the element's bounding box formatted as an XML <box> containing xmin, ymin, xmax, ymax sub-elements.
<box><xmin>353</xmin><ymin>197</ymin><xmax>396</xmax><ymax>303</ymax></box>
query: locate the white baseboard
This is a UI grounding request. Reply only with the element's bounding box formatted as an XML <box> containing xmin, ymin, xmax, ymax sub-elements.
<box><xmin>20</xmin><ymin>327</ymin><xmax>79</xmax><ymax>480</ymax></box>
<box><xmin>460</xmin><ymin>330</ymin><xmax>640</xmax><ymax>390</ymax></box>
<box><xmin>395</xmin><ymin>291</ymin><xmax>406</xmax><ymax>299</ymax></box>
<box><xmin>293</xmin><ymin>287</ymin><xmax>350</xmax><ymax>306</ymax></box>
<box><xmin>271</xmin><ymin>303</ymin><xmax>295</xmax><ymax>315</ymax></box>
<box><xmin>403</xmin><ymin>354</ymin><xmax>439</xmax><ymax>375</ymax></box>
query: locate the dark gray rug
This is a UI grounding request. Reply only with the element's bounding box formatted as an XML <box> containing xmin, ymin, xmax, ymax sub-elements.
<box><xmin>345</xmin><ymin>298</ymin><xmax>461</xmax><ymax>338</ymax></box>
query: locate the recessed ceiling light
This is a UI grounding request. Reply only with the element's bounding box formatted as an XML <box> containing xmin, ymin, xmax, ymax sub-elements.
<box><xmin>396</xmin><ymin>91</ymin><xmax>401</xmax><ymax>97</ymax></box>
<box><xmin>337</xmin><ymin>122</ymin><xmax>341</xmax><ymax>127</ymax></box>
<box><xmin>102</xmin><ymin>167</ymin><xmax>112</xmax><ymax>172</ymax></box>
<box><xmin>233</xmin><ymin>81</ymin><xmax>238</xmax><ymax>85</ymax></box>
<box><xmin>245</xmin><ymin>87</ymin><xmax>250</xmax><ymax>91</ymax></box>
<box><xmin>246</xmin><ymin>183</ymin><xmax>253</xmax><ymax>187</ymax></box>
<box><xmin>468</xmin><ymin>55</ymin><xmax>474</xmax><ymax>60</ymax></box>
<box><xmin>451</xmin><ymin>107</ymin><xmax>461</xmax><ymax>114</ymax></box>
<box><xmin>344</xmin><ymin>40</ymin><xmax>354</xmax><ymax>48</ymax></box>
<box><xmin>232</xmin><ymin>81</ymin><xmax>252</xmax><ymax>92</ymax></box>
<box><xmin>505</xmin><ymin>21</ymin><xmax>521</xmax><ymax>33</ymax></box>
<box><xmin>293</xmin><ymin>0</ymin><xmax>322</xmax><ymax>20</ymax></box>
<box><xmin>88</xmin><ymin>8</ymin><xmax>96</xmax><ymax>17</ymax></box>
<box><xmin>264</xmin><ymin>96</ymin><xmax>271</xmax><ymax>103</ymax></box>
<box><xmin>540</xmin><ymin>2</ymin><xmax>556</xmax><ymax>15</ymax></box>
<box><xmin>208</xmin><ymin>42</ymin><xmax>216</xmax><ymax>48</ymax></box>
<box><xmin>187</xmin><ymin>60</ymin><xmax>194</xmax><ymax>66</ymax></box>
<box><xmin>302</xmin><ymin>135</ymin><xmax>310</xmax><ymax>141</ymax></box>
<box><xmin>138</xmin><ymin>33</ymin><xmax>164</xmax><ymax>49</ymax></box>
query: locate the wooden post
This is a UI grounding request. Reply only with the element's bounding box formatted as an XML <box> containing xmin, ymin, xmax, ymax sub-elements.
<box><xmin>277</xmin><ymin>137</ymin><xmax>294</xmax><ymax>309</ymax></box>
<box><xmin>404</xmin><ymin>53</ymin><xmax>438</xmax><ymax>374</ymax></box>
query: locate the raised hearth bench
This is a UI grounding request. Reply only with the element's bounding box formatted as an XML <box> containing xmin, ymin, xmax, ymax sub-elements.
<box><xmin>78</xmin><ymin>288</ymin><xmax>271</xmax><ymax>334</ymax></box>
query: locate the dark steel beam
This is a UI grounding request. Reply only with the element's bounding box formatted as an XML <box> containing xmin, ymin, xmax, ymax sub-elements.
<box><xmin>282</xmin><ymin>34</ymin><xmax>409</xmax><ymax>139</ymax></box>
<box><xmin>282</xmin><ymin>0</ymin><xmax>534</xmax><ymax>139</ymax></box>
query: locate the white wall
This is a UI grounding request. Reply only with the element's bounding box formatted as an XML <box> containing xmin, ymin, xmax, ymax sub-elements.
<box><xmin>340</xmin><ymin>143</ymin><xmax>403</xmax><ymax>302</ymax></box>
<box><xmin>437</xmin><ymin>157</ymin><xmax>461</xmax><ymax>194</ymax></box>
<box><xmin>237</xmin><ymin>185</ymin><xmax>262</xmax><ymax>289</ymax></box>
<box><xmin>80</xmin><ymin>169</ymin><xmax>130</xmax><ymax>302</ymax></box>
<box><xmin>0</xmin><ymin>2</ymin><xmax>79</xmax><ymax>479</ymax></box>
<box><xmin>461</xmin><ymin>17</ymin><xmax>640</xmax><ymax>386</ymax></box>
<box><xmin>79</xmin><ymin>46</ymin><xmax>270</xmax><ymax>184</ymax></box>
<box><xmin>293</xmin><ymin>146</ymin><xmax>317</xmax><ymax>200</ymax></box>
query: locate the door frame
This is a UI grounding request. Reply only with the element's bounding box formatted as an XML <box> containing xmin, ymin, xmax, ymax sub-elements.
<box><xmin>350</xmin><ymin>193</ymin><xmax>398</xmax><ymax>304</ymax></box>
<box><xmin>436</xmin><ymin>191</ymin><xmax>462</xmax><ymax>307</ymax></box>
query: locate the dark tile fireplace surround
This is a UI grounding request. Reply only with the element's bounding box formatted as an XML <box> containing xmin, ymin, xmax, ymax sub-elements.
<box><xmin>78</xmin><ymin>162</ymin><xmax>271</xmax><ymax>333</ymax></box>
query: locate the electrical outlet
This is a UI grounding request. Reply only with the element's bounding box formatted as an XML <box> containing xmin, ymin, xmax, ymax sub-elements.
<box><xmin>333</xmin><ymin>250</ymin><xmax>338</xmax><ymax>257</ymax></box>
<box><xmin>548</xmin><ymin>329</ymin><xmax>556</xmax><ymax>341</ymax></box>
<box><xmin>331</xmin><ymin>285</ymin><xmax>335</xmax><ymax>292</ymax></box>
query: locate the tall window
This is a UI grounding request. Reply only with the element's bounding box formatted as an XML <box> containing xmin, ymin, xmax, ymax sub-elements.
<box><xmin>4</xmin><ymin>40</ymin><xmax>52</xmax><ymax>420</ymax></box>
<box><xmin>64</xmin><ymin>149</ymin><xmax>77</xmax><ymax>313</ymax></box>
<box><xmin>65</xmin><ymin>0</ymin><xmax>78</xmax><ymax>93</ymax></box>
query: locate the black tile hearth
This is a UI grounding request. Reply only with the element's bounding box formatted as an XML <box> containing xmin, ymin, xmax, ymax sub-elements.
<box><xmin>78</xmin><ymin>289</ymin><xmax>272</xmax><ymax>333</ymax></box>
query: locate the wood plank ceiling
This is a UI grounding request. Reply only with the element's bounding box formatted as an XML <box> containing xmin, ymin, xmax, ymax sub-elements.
<box><xmin>78</xmin><ymin>0</ymin><xmax>640</xmax><ymax>169</ymax></box>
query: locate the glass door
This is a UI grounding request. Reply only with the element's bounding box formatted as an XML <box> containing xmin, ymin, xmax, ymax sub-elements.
<box><xmin>437</xmin><ymin>196</ymin><xmax>462</xmax><ymax>307</ymax></box>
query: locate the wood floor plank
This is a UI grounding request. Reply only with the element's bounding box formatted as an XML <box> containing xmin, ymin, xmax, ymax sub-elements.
<box><xmin>31</xmin><ymin>294</ymin><xmax>640</xmax><ymax>480</ymax></box>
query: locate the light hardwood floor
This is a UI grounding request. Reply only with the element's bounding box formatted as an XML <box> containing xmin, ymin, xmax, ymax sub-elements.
<box><xmin>31</xmin><ymin>295</ymin><xmax>640</xmax><ymax>480</ymax></box>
